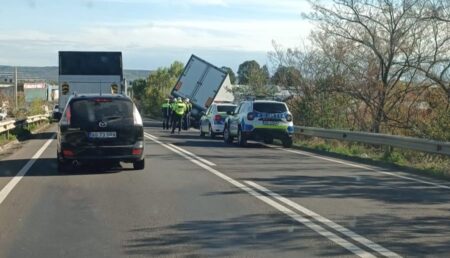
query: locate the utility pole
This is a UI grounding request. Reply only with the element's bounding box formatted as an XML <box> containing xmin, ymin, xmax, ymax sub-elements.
<box><xmin>14</xmin><ymin>66</ymin><xmax>18</xmax><ymax>109</ymax></box>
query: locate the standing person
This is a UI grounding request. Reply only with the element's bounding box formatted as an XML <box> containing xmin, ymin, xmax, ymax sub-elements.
<box><xmin>161</xmin><ymin>98</ymin><xmax>171</xmax><ymax>130</ymax></box>
<box><xmin>171</xmin><ymin>98</ymin><xmax>187</xmax><ymax>134</ymax></box>
<box><xmin>168</xmin><ymin>97</ymin><xmax>175</xmax><ymax>128</ymax></box>
<box><xmin>183</xmin><ymin>98</ymin><xmax>192</xmax><ymax>130</ymax></box>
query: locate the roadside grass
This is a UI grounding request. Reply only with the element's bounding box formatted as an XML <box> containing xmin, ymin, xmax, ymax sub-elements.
<box><xmin>0</xmin><ymin>134</ymin><xmax>17</xmax><ymax>146</ymax></box>
<box><xmin>292</xmin><ymin>136</ymin><xmax>450</xmax><ymax>181</ymax></box>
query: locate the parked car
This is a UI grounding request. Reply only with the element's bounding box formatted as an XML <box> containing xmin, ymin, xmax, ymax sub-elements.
<box><xmin>0</xmin><ymin>109</ymin><xmax>7</xmax><ymax>121</ymax></box>
<box><xmin>199</xmin><ymin>102</ymin><xmax>236</xmax><ymax>138</ymax></box>
<box><xmin>223</xmin><ymin>100</ymin><xmax>294</xmax><ymax>147</ymax></box>
<box><xmin>56</xmin><ymin>94</ymin><xmax>145</xmax><ymax>171</ymax></box>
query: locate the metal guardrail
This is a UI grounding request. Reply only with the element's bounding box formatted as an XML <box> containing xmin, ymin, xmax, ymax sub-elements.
<box><xmin>0</xmin><ymin>114</ymin><xmax>50</xmax><ymax>135</ymax></box>
<box><xmin>0</xmin><ymin>120</ymin><xmax>16</xmax><ymax>134</ymax></box>
<box><xmin>294</xmin><ymin>126</ymin><xmax>450</xmax><ymax>156</ymax></box>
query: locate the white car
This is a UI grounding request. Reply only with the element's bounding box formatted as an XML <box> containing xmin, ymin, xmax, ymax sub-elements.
<box><xmin>0</xmin><ymin>109</ymin><xmax>7</xmax><ymax>121</ymax></box>
<box><xmin>199</xmin><ymin>103</ymin><xmax>237</xmax><ymax>138</ymax></box>
<box><xmin>223</xmin><ymin>100</ymin><xmax>294</xmax><ymax>147</ymax></box>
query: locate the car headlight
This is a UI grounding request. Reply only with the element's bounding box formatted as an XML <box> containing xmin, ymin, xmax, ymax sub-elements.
<box><xmin>286</xmin><ymin>114</ymin><xmax>293</xmax><ymax>122</ymax></box>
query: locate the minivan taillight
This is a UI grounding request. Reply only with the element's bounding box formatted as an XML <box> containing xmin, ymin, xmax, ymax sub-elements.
<box><xmin>66</xmin><ymin>106</ymin><xmax>71</xmax><ymax>125</ymax></box>
<box><xmin>247</xmin><ymin>112</ymin><xmax>255</xmax><ymax>121</ymax></box>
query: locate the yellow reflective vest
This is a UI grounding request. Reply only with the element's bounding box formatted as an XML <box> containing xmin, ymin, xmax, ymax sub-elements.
<box><xmin>174</xmin><ymin>102</ymin><xmax>187</xmax><ymax>115</ymax></box>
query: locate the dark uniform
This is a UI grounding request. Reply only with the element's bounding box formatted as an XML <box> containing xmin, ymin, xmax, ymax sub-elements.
<box><xmin>161</xmin><ymin>100</ymin><xmax>171</xmax><ymax>130</ymax></box>
<box><xmin>183</xmin><ymin>99</ymin><xmax>192</xmax><ymax>130</ymax></box>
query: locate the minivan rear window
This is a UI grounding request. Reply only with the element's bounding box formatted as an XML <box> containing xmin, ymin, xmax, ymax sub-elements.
<box><xmin>217</xmin><ymin>105</ymin><xmax>236</xmax><ymax>113</ymax></box>
<box><xmin>70</xmin><ymin>98</ymin><xmax>133</xmax><ymax>127</ymax></box>
<box><xmin>253</xmin><ymin>103</ymin><xmax>287</xmax><ymax>113</ymax></box>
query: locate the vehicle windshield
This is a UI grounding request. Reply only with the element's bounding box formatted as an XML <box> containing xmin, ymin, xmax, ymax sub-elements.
<box><xmin>217</xmin><ymin>105</ymin><xmax>236</xmax><ymax>113</ymax></box>
<box><xmin>70</xmin><ymin>98</ymin><xmax>133</xmax><ymax>127</ymax></box>
<box><xmin>253</xmin><ymin>103</ymin><xmax>287</xmax><ymax>113</ymax></box>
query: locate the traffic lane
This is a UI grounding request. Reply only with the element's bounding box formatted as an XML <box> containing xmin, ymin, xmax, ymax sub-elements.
<box><xmin>0</xmin><ymin>127</ymin><xmax>56</xmax><ymax>195</ymax></box>
<box><xmin>145</xmin><ymin>125</ymin><xmax>450</xmax><ymax>256</ymax></box>
<box><xmin>0</xmin><ymin>129</ymin><xmax>352</xmax><ymax>257</ymax></box>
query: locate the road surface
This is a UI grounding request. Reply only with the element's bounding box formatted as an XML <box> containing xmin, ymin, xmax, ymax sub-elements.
<box><xmin>0</xmin><ymin>119</ymin><xmax>449</xmax><ymax>257</ymax></box>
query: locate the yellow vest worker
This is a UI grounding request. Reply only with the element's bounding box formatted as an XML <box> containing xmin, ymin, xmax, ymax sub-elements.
<box><xmin>171</xmin><ymin>99</ymin><xmax>187</xmax><ymax>134</ymax></box>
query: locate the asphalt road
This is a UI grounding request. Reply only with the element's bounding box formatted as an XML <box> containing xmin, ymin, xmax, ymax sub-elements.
<box><xmin>0</xmin><ymin>119</ymin><xmax>449</xmax><ymax>257</ymax></box>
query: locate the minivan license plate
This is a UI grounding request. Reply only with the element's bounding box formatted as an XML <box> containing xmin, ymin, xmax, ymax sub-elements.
<box><xmin>89</xmin><ymin>132</ymin><xmax>117</xmax><ymax>138</ymax></box>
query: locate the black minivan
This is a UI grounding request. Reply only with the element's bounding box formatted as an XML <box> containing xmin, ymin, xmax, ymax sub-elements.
<box><xmin>57</xmin><ymin>94</ymin><xmax>145</xmax><ymax>171</ymax></box>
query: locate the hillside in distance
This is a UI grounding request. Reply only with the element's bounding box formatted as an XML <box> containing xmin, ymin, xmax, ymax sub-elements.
<box><xmin>0</xmin><ymin>65</ymin><xmax>151</xmax><ymax>83</ymax></box>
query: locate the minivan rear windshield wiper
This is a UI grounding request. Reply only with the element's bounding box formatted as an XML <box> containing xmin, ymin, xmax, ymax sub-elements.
<box><xmin>104</xmin><ymin>116</ymin><xmax>123</xmax><ymax>121</ymax></box>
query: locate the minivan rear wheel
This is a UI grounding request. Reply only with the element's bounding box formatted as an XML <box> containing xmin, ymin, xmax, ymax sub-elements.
<box><xmin>133</xmin><ymin>159</ymin><xmax>145</xmax><ymax>170</ymax></box>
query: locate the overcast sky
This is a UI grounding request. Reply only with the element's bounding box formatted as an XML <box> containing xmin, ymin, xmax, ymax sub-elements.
<box><xmin>0</xmin><ymin>0</ymin><xmax>314</xmax><ymax>71</ymax></box>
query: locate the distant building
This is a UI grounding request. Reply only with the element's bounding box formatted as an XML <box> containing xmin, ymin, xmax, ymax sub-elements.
<box><xmin>0</xmin><ymin>84</ymin><xmax>14</xmax><ymax>98</ymax></box>
<box><xmin>24</xmin><ymin>82</ymin><xmax>47</xmax><ymax>102</ymax></box>
<box><xmin>47</xmin><ymin>84</ymin><xmax>59</xmax><ymax>102</ymax></box>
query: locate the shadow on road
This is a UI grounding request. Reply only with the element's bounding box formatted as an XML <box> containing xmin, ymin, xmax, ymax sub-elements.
<box><xmin>0</xmin><ymin>158</ymin><xmax>135</xmax><ymax>177</ymax></box>
<box><xmin>29</xmin><ymin>132</ymin><xmax>55</xmax><ymax>140</ymax></box>
<box><xmin>339</xmin><ymin>213</ymin><xmax>450</xmax><ymax>256</ymax></box>
<box><xmin>240</xmin><ymin>174</ymin><xmax>450</xmax><ymax>205</ymax></box>
<box><xmin>123</xmin><ymin>213</ymin><xmax>350</xmax><ymax>257</ymax></box>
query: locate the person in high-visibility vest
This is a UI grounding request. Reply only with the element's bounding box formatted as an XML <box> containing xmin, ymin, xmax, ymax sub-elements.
<box><xmin>171</xmin><ymin>98</ymin><xmax>187</xmax><ymax>134</ymax></box>
<box><xmin>161</xmin><ymin>98</ymin><xmax>171</xmax><ymax>130</ymax></box>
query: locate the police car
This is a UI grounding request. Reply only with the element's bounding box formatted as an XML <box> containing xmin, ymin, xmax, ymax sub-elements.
<box><xmin>199</xmin><ymin>102</ymin><xmax>237</xmax><ymax>138</ymax></box>
<box><xmin>223</xmin><ymin>100</ymin><xmax>294</xmax><ymax>147</ymax></box>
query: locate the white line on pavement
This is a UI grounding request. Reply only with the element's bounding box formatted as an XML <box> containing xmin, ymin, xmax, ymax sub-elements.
<box><xmin>144</xmin><ymin>133</ymin><xmax>158</xmax><ymax>140</ymax></box>
<box><xmin>167</xmin><ymin>143</ymin><xmax>216</xmax><ymax>166</ymax></box>
<box><xmin>245</xmin><ymin>180</ymin><xmax>400</xmax><ymax>258</ymax></box>
<box><xmin>144</xmin><ymin>133</ymin><xmax>380</xmax><ymax>258</ymax></box>
<box><xmin>0</xmin><ymin>135</ymin><xmax>55</xmax><ymax>205</ymax></box>
<box><xmin>144</xmin><ymin>132</ymin><xmax>215</xmax><ymax>166</ymax></box>
<box><xmin>276</xmin><ymin>147</ymin><xmax>450</xmax><ymax>190</ymax></box>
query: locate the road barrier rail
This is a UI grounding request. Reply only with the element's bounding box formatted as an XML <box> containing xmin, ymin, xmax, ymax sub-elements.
<box><xmin>294</xmin><ymin>126</ymin><xmax>450</xmax><ymax>156</ymax></box>
<box><xmin>0</xmin><ymin>114</ymin><xmax>50</xmax><ymax>136</ymax></box>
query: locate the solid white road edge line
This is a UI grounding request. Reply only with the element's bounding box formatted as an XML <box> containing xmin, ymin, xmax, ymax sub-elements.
<box><xmin>0</xmin><ymin>135</ymin><xmax>55</xmax><ymax>205</ymax></box>
<box><xmin>144</xmin><ymin>133</ymin><xmax>377</xmax><ymax>258</ymax></box>
<box><xmin>167</xmin><ymin>143</ymin><xmax>216</xmax><ymax>166</ymax></box>
<box><xmin>275</xmin><ymin>146</ymin><xmax>450</xmax><ymax>190</ymax></box>
<box><xmin>245</xmin><ymin>180</ymin><xmax>400</xmax><ymax>258</ymax></box>
<box><xmin>144</xmin><ymin>132</ymin><xmax>216</xmax><ymax>166</ymax></box>
<box><xmin>143</xmin><ymin>132</ymin><xmax>158</xmax><ymax>140</ymax></box>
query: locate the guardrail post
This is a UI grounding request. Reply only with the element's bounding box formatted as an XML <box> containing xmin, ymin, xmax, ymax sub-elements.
<box><xmin>383</xmin><ymin>145</ymin><xmax>393</xmax><ymax>158</ymax></box>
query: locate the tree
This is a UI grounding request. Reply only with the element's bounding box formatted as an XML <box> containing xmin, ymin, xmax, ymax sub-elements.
<box><xmin>131</xmin><ymin>79</ymin><xmax>147</xmax><ymax>101</ymax></box>
<box><xmin>261</xmin><ymin>65</ymin><xmax>270</xmax><ymax>82</ymax></box>
<box><xmin>169</xmin><ymin>61</ymin><xmax>184</xmax><ymax>79</ymax></box>
<box><xmin>232</xmin><ymin>64</ymin><xmax>275</xmax><ymax>99</ymax></box>
<box><xmin>405</xmin><ymin>0</ymin><xmax>450</xmax><ymax>103</ymax></box>
<box><xmin>237</xmin><ymin>60</ymin><xmax>260</xmax><ymax>84</ymax></box>
<box><xmin>272</xmin><ymin>66</ymin><xmax>302</xmax><ymax>87</ymax></box>
<box><xmin>305</xmin><ymin>0</ymin><xmax>435</xmax><ymax>133</ymax></box>
<box><xmin>221</xmin><ymin>66</ymin><xmax>236</xmax><ymax>84</ymax></box>
<box><xmin>143</xmin><ymin>61</ymin><xmax>184</xmax><ymax>117</ymax></box>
